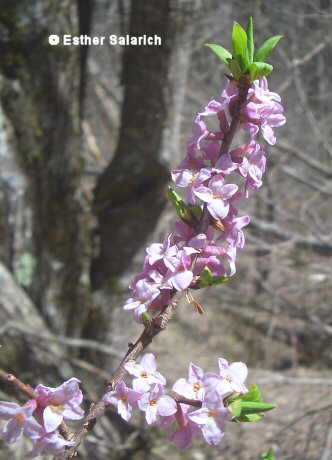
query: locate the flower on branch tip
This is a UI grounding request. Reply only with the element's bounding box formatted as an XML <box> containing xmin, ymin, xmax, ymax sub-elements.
<box><xmin>34</xmin><ymin>377</ymin><xmax>84</xmax><ymax>433</ymax></box>
<box><xmin>204</xmin><ymin>358</ymin><xmax>248</xmax><ymax>398</ymax></box>
<box><xmin>137</xmin><ymin>384</ymin><xmax>177</xmax><ymax>425</ymax></box>
<box><xmin>124</xmin><ymin>353</ymin><xmax>166</xmax><ymax>392</ymax></box>
<box><xmin>0</xmin><ymin>399</ymin><xmax>40</xmax><ymax>444</ymax></box>
<box><xmin>242</xmin><ymin>77</ymin><xmax>286</xmax><ymax>145</ymax></box>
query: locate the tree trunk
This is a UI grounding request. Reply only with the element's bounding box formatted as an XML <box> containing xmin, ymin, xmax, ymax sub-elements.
<box><xmin>0</xmin><ymin>0</ymin><xmax>91</xmax><ymax>339</ymax></box>
<box><xmin>87</xmin><ymin>0</ymin><xmax>174</xmax><ymax>349</ymax></box>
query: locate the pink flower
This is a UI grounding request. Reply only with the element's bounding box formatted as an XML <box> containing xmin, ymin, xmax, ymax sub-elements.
<box><xmin>138</xmin><ymin>384</ymin><xmax>177</xmax><ymax>425</ymax></box>
<box><xmin>188</xmin><ymin>391</ymin><xmax>230</xmax><ymax>446</ymax></box>
<box><xmin>172</xmin><ymin>362</ymin><xmax>205</xmax><ymax>401</ymax></box>
<box><xmin>203</xmin><ymin>358</ymin><xmax>248</xmax><ymax>398</ymax></box>
<box><xmin>146</xmin><ymin>233</ymin><xmax>178</xmax><ymax>270</ymax></box>
<box><xmin>242</xmin><ymin>77</ymin><xmax>286</xmax><ymax>145</ymax></box>
<box><xmin>194</xmin><ymin>175</ymin><xmax>238</xmax><ymax>220</ymax></box>
<box><xmin>124</xmin><ymin>353</ymin><xmax>166</xmax><ymax>392</ymax></box>
<box><xmin>165</xmin><ymin>250</ymin><xmax>195</xmax><ymax>291</ymax></box>
<box><xmin>171</xmin><ymin>168</ymin><xmax>212</xmax><ymax>204</ymax></box>
<box><xmin>238</xmin><ymin>141</ymin><xmax>266</xmax><ymax>196</ymax></box>
<box><xmin>168</xmin><ymin>403</ymin><xmax>200</xmax><ymax>449</ymax></box>
<box><xmin>123</xmin><ymin>279</ymin><xmax>160</xmax><ymax>316</ymax></box>
<box><xmin>103</xmin><ymin>381</ymin><xmax>141</xmax><ymax>422</ymax></box>
<box><xmin>214</xmin><ymin>153</ymin><xmax>239</xmax><ymax>175</ymax></box>
<box><xmin>0</xmin><ymin>400</ymin><xmax>40</xmax><ymax>444</ymax></box>
<box><xmin>26</xmin><ymin>429</ymin><xmax>75</xmax><ymax>458</ymax></box>
<box><xmin>34</xmin><ymin>377</ymin><xmax>84</xmax><ymax>433</ymax></box>
<box><xmin>217</xmin><ymin>215</ymin><xmax>250</xmax><ymax>249</ymax></box>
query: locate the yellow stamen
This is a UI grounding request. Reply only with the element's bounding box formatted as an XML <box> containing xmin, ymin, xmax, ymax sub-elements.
<box><xmin>193</xmin><ymin>383</ymin><xmax>201</xmax><ymax>393</ymax></box>
<box><xmin>50</xmin><ymin>404</ymin><xmax>64</xmax><ymax>414</ymax></box>
<box><xmin>14</xmin><ymin>413</ymin><xmax>25</xmax><ymax>424</ymax></box>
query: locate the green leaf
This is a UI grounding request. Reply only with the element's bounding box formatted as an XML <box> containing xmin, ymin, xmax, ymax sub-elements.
<box><xmin>141</xmin><ymin>312</ymin><xmax>152</xmax><ymax>323</ymax></box>
<box><xmin>254</xmin><ymin>35</ymin><xmax>283</xmax><ymax>62</ymax></box>
<box><xmin>197</xmin><ymin>267</ymin><xmax>229</xmax><ymax>288</ymax></box>
<box><xmin>237</xmin><ymin>413</ymin><xmax>263</xmax><ymax>422</ymax></box>
<box><xmin>261</xmin><ymin>448</ymin><xmax>276</xmax><ymax>460</ymax></box>
<box><xmin>240</xmin><ymin>401</ymin><xmax>276</xmax><ymax>414</ymax></box>
<box><xmin>188</xmin><ymin>205</ymin><xmax>203</xmax><ymax>220</ymax></box>
<box><xmin>210</xmin><ymin>275</ymin><xmax>229</xmax><ymax>286</ymax></box>
<box><xmin>246</xmin><ymin>17</ymin><xmax>254</xmax><ymax>63</ymax></box>
<box><xmin>241</xmin><ymin>384</ymin><xmax>263</xmax><ymax>402</ymax></box>
<box><xmin>197</xmin><ymin>266</ymin><xmax>213</xmax><ymax>288</ymax></box>
<box><xmin>205</xmin><ymin>43</ymin><xmax>232</xmax><ymax>66</ymax></box>
<box><xmin>249</xmin><ymin>61</ymin><xmax>273</xmax><ymax>80</ymax></box>
<box><xmin>229</xmin><ymin>399</ymin><xmax>242</xmax><ymax>417</ymax></box>
<box><xmin>232</xmin><ymin>22</ymin><xmax>250</xmax><ymax>71</ymax></box>
<box><xmin>167</xmin><ymin>186</ymin><xmax>188</xmax><ymax>221</ymax></box>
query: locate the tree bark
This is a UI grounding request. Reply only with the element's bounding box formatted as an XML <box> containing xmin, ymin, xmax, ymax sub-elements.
<box><xmin>87</xmin><ymin>0</ymin><xmax>174</xmax><ymax>345</ymax></box>
<box><xmin>0</xmin><ymin>0</ymin><xmax>91</xmax><ymax>338</ymax></box>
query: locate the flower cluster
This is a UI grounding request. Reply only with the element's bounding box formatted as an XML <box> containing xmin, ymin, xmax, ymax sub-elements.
<box><xmin>103</xmin><ymin>353</ymin><xmax>248</xmax><ymax>448</ymax></box>
<box><xmin>123</xmin><ymin>77</ymin><xmax>285</xmax><ymax>322</ymax></box>
<box><xmin>0</xmin><ymin>378</ymin><xmax>84</xmax><ymax>457</ymax></box>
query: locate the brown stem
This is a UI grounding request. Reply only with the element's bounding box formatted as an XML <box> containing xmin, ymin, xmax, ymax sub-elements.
<box><xmin>61</xmin><ymin>296</ymin><xmax>180</xmax><ymax>458</ymax></box>
<box><xmin>220</xmin><ymin>78</ymin><xmax>250</xmax><ymax>156</ymax></box>
<box><xmin>0</xmin><ymin>369</ymin><xmax>37</xmax><ymax>399</ymax></box>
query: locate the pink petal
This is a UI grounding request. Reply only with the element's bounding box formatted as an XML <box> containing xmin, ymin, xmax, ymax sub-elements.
<box><xmin>261</xmin><ymin>124</ymin><xmax>276</xmax><ymax>145</ymax></box>
<box><xmin>140</xmin><ymin>353</ymin><xmax>157</xmax><ymax>373</ymax></box>
<box><xmin>218</xmin><ymin>358</ymin><xmax>229</xmax><ymax>372</ymax></box>
<box><xmin>0</xmin><ymin>402</ymin><xmax>20</xmax><ymax>420</ymax></box>
<box><xmin>62</xmin><ymin>404</ymin><xmax>84</xmax><ymax>420</ymax></box>
<box><xmin>221</xmin><ymin>183</ymin><xmax>238</xmax><ymax>199</ymax></box>
<box><xmin>169</xmin><ymin>425</ymin><xmax>193</xmax><ymax>449</ymax></box>
<box><xmin>193</xmin><ymin>186</ymin><xmax>213</xmax><ymax>203</ymax></box>
<box><xmin>43</xmin><ymin>406</ymin><xmax>63</xmax><ymax>432</ymax></box>
<box><xmin>123</xmin><ymin>299</ymin><xmax>141</xmax><ymax>310</ymax></box>
<box><xmin>207</xmin><ymin>199</ymin><xmax>229</xmax><ymax>220</ymax></box>
<box><xmin>169</xmin><ymin>270</ymin><xmax>193</xmax><ymax>291</ymax></box>
<box><xmin>229</xmin><ymin>362</ymin><xmax>248</xmax><ymax>384</ymax></box>
<box><xmin>23</xmin><ymin>418</ymin><xmax>43</xmax><ymax>439</ymax></box>
<box><xmin>172</xmin><ymin>378</ymin><xmax>190</xmax><ymax>396</ymax></box>
<box><xmin>157</xmin><ymin>396</ymin><xmax>177</xmax><ymax>417</ymax></box>
<box><xmin>151</xmin><ymin>371</ymin><xmax>166</xmax><ymax>386</ymax></box>
<box><xmin>145</xmin><ymin>404</ymin><xmax>158</xmax><ymax>425</ymax></box>
<box><xmin>188</xmin><ymin>408</ymin><xmax>210</xmax><ymax>425</ymax></box>
<box><xmin>124</xmin><ymin>361</ymin><xmax>143</xmax><ymax>378</ymax></box>
<box><xmin>117</xmin><ymin>400</ymin><xmax>132</xmax><ymax>422</ymax></box>
<box><xmin>133</xmin><ymin>378</ymin><xmax>151</xmax><ymax>393</ymax></box>
<box><xmin>137</xmin><ymin>393</ymin><xmax>150</xmax><ymax>412</ymax></box>
<box><xmin>201</xmin><ymin>420</ymin><xmax>224</xmax><ymax>445</ymax></box>
<box><xmin>2</xmin><ymin>419</ymin><xmax>23</xmax><ymax>444</ymax></box>
<box><xmin>188</xmin><ymin>363</ymin><xmax>204</xmax><ymax>383</ymax></box>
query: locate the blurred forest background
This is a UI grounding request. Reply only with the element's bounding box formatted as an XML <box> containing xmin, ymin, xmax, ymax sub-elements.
<box><xmin>0</xmin><ymin>0</ymin><xmax>332</xmax><ymax>459</ymax></box>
